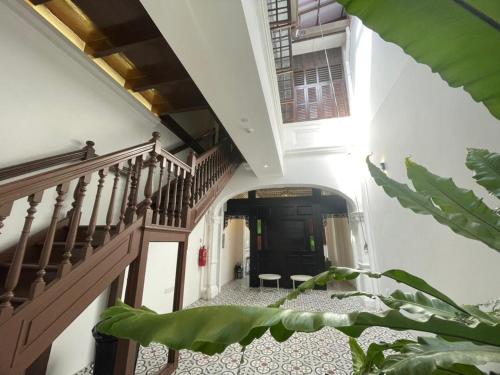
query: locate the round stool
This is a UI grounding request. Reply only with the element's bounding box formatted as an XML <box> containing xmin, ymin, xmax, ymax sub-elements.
<box><xmin>290</xmin><ymin>274</ymin><xmax>312</xmax><ymax>290</ymax></box>
<box><xmin>258</xmin><ymin>274</ymin><xmax>281</xmax><ymax>291</ymax></box>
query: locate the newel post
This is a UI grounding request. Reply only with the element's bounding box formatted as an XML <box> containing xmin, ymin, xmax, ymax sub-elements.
<box><xmin>182</xmin><ymin>151</ymin><xmax>197</xmax><ymax>228</ymax></box>
<box><xmin>83</xmin><ymin>140</ymin><xmax>96</xmax><ymax>159</ymax></box>
<box><xmin>143</xmin><ymin>132</ymin><xmax>161</xmax><ymax>225</ymax></box>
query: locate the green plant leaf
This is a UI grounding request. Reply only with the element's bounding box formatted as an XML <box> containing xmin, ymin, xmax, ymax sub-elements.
<box><xmin>466</xmin><ymin>148</ymin><xmax>500</xmax><ymax>199</ymax></box>
<box><xmin>405</xmin><ymin>158</ymin><xmax>500</xmax><ymax>250</ymax></box>
<box><xmin>381</xmin><ymin>336</ymin><xmax>500</xmax><ymax>374</ymax></box>
<box><xmin>349</xmin><ymin>338</ymin><xmax>393</xmax><ymax>374</ymax></box>
<box><xmin>336</xmin><ymin>0</ymin><xmax>500</xmax><ymax>120</ymax></box>
<box><xmin>367</xmin><ymin>157</ymin><xmax>500</xmax><ymax>252</ymax></box>
<box><xmin>332</xmin><ymin>290</ymin><xmax>468</xmax><ymax>321</ymax></box>
<box><xmin>97</xmin><ymin>301</ymin><xmax>500</xmax><ymax>355</ymax></box>
<box><xmin>349</xmin><ymin>337</ymin><xmax>367</xmax><ymax>374</ymax></box>
<box><xmin>433</xmin><ymin>363</ymin><xmax>485</xmax><ymax>375</ymax></box>
<box><xmin>275</xmin><ymin>266</ymin><xmax>499</xmax><ymax>325</ymax></box>
<box><xmin>270</xmin><ymin>266</ymin><xmax>380</xmax><ymax>308</ymax></box>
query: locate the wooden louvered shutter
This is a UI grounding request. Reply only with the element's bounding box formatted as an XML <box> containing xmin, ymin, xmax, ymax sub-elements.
<box><xmin>284</xmin><ymin>48</ymin><xmax>350</xmax><ymax>123</ymax></box>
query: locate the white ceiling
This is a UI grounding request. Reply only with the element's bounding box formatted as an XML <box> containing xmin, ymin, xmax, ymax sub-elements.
<box><xmin>140</xmin><ymin>0</ymin><xmax>284</xmax><ymax>178</ymax></box>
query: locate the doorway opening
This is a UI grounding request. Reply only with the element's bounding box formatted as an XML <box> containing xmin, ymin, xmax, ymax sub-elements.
<box><xmin>221</xmin><ymin>187</ymin><xmax>356</xmax><ymax>290</ymax></box>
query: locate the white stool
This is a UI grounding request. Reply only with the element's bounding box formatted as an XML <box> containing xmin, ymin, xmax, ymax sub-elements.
<box><xmin>290</xmin><ymin>274</ymin><xmax>312</xmax><ymax>290</ymax></box>
<box><xmin>258</xmin><ymin>274</ymin><xmax>281</xmax><ymax>291</ymax></box>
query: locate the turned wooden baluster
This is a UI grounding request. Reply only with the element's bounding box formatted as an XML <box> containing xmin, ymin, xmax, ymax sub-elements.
<box><xmin>82</xmin><ymin>169</ymin><xmax>107</xmax><ymax>259</ymax></box>
<box><xmin>209</xmin><ymin>156</ymin><xmax>214</xmax><ymax>189</ymax></box>
<box><xmin>201</xmin><ymin>160</ymin><xmax>207</xmax><ymax>194</ymax></box>
<box><xmin>116</xmin><ymin>160</ymin><xmax>132</xmax><ymax>233</ymax></box>
<box><xmin>143</xmin><ymin>148</ymin><xmax>159</xmax><ymax>224</ymax></box>
<box><xmin>125</xmin><ymin>155</ymin><xmax>143</xmax><ymax>223</ymax></box>
<box><xmin>31</xmin><ymin>183</ymin><xmax>70</xmax><ymax>298</ymax></box>
<box><xmin>153</xmin><ymin>157</ymin><xmax>166</xmax><ymax>224</ymax></box>
<box><xmin>0</xmin><ymin>202</ymin><xmax>13</xmax><ymax>237</ymax></box>
<box><xmin>174</xmin><ymin>169</ymin><xmax>185</xmax><ymax>227</ymax></box>
<box><xmin>184</xmin><ymin>152</ymin><xmax>196</xmax><ymax>225</ymax></box>
<box><xmin>59</xmin><ymin>174</ymin><xmax>91</xmax><ymax>277</ymax></box>
<box><xmin>190</xmin><ymin>160</ymin><xmax>197</xmax><ymax>207</ymax></box>
<box><xmin>66</xmin><ymin>141</ymin><xmax>95</xmax><ymax>220</ymax></box>
<box><xmin>161</xmin><ymin>161</ymin><xmax>173</xmax><ymax>226</ymax></box>
<box><xmin>193</xmin><ymin>165</ymin><xmax>200</xmax><ymax>204</ymax></box>
<box><xmin>216</xmin><ymin>151</ymin><xmax>220</xmax><ymax>179</ymax></box>
<box><xmin>0</xmin><ymin>191</ymin><xmax>43</xmax><ymax>320</ymax></box>
<box><xmin>103</xmin><ymin>163</ymin><xmax>121</xmax><ymax>243</ymax></box>
<box><xmin>167</xmin><ymin>165</ymin><xmax>179</xmax><ymax>226</ymax></box>
<box><xmin>212</xmin><ymin>153</ymin><xmax>217</xmax><ymax>184</ymax></box>
<box><xmin>209</xmin><ymin>156</ymin><xmax>214</xmax><ymax>188</ymax></box>
<box><xmin>221</xmin><ymin>150</ymin><xmax>224</xmax><ymax>176</ymax></box>
<box><xmin>208</xmin><ymin>157</ymin><xmax>213</xmax><ymax>190</ymax></box>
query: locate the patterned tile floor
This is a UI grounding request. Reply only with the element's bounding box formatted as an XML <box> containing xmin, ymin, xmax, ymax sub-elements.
<box><xmin>76</xmin><ymin>279</ymin><xmax>413</xmax><ymax>375</ymax></box>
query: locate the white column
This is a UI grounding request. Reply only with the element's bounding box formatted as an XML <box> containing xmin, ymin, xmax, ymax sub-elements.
<box><xmin>348</xmin><ymin>211</ymin><xmax>377</xmax><ymax>298</ymax></box>
<box><xmin>202</xmin><ymin>207</ymin><xmax>224</xmax><ymax>300</ymax></box>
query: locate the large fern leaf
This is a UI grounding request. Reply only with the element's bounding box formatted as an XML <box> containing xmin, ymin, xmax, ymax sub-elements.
<box><xmin>367</xmin><ymin>157</ymin><xmax>500</xmax><ymax>252</ymax></box>
<box><xmin>466</xmin><ymin>148</ymin><xmax>500</xmax><ymax>199</ymax></box>
<box><xmin>336</xmin><ymin>0</ymin><xmax>500</xmax><ymax>120</ymax></box>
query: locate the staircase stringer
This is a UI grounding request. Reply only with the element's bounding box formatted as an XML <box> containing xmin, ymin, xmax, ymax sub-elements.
<box><xmin>0</xmin><ymin>133</ymin><xmax>241</xmax><ymax>375</ymax></box>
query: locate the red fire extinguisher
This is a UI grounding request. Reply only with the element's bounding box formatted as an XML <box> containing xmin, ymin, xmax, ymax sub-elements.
<box><xmin>198</xmin><ymin>246</ymin><xmax>208</xmax><ymax>267</ymax></box>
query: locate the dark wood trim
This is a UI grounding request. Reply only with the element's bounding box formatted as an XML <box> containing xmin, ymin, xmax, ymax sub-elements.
<box><xmin>114</xmin><ymin>226</ymin><xmax>150</xmax><ymax>375</ymax></box>
<box><xmin>0</xmin><ymin>141</ymin><xmax>95</xmax><ymax>182</ymax></box>
<box><xmin>160</xmin><ymin>115</ymin><xmax>205</xmax><ymax>155</ymax></box>
<box><xmin>168</xmin><ymin>129</ymin><xmax>215</xmax><ymax>155</ymax></box>
<box><xmin>163</xmin><ymin>240</ymin><xmax>188</xmax><ymax>373</ymax></box>
<box><xmin>0</xmin><ymin>136</ymin><xmax>240</xmax><ymax>374</ymax></box>
<box><xmin>25</xmin><ymin>344</ymin><xmax>51</xmax><ymax>375</ymax></box>
<box><xmin>85</xmin><ymin>36</ymin><xmax>164</xmax><ymax>59</ymax></box>
<box><xmin>153</xmin><ymin>104</ymin><xmax>210</xmax><ymax>116</ymax></box>
<box><xmin>0</xmin><ymin>221</ymin><xmax>143</xmax><ymax>374</ymax></box>
<box><xmin>127</xmin><ymin>77</ymin><xmax>193</xmax><ymax>93</ymax></box>
<box><xmin>0</xmin><ymin>141</ymin><xmax>154</xmax><ymax>206</ymax></box>
<box><xmin>107</xmin><ymin>272</ymin><xmax>125</xmax><ymax>308</ymax></box>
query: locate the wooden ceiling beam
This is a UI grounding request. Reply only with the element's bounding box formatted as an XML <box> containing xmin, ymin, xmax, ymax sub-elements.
<box><xmin>125</xmin><ymin>76</ymin><xmax>193</xmax><ymax>92</ymax></box>
<box><xmin>168</xmin><ymin>129</ymin><xmax>215</xmax><ymax>155</ymax></box>
<box><xmin>153</xmin><ymin>103</ymin><xmax>209</xmax><ymax>116</ymax></box>
<box><xmin>160</xmin><ymin>115</ymin><xmax>205</xmax><ymax>155</ymax></box>
<box><xmin>85</xmin><ymin>35</ymin><xmax>164</xmax><ymax>59</ymax></box>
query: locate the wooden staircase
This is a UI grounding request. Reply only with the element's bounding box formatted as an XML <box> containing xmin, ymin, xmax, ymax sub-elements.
<box><xmin>0</xmin><ymin>133</ymin><xmax>241</xmax><ymax>374</ymax></box>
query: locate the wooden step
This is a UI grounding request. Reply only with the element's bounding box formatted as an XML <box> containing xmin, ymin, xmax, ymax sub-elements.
<box><xmin>0</xmin><ymin>263</ymin><xmax>60</xmax><ymax>308</ymax></box>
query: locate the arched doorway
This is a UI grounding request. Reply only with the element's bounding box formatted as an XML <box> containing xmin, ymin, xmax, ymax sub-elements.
<box><xmin>220</xmin><ymin>187</ymin><xmax>357</xmax><ymax>290</ymax></box>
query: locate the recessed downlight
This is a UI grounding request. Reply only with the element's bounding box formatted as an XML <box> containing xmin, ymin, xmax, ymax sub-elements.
<box><xmin>263</xmin><ymin>164</ymin><xmax>269</xmax><ymax>168</ymax></box>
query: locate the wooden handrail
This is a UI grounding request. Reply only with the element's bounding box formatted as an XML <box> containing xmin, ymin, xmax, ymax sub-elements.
<box><xmin>159</xmin><ymin>148</ymin><xmax>192</xmax><ymax>171</ymax></box>
<box><xmin>0</xmin><ymin>141</ymin><xmax>96</xmax><ymax>182</ymax></box>
<box><xmin>195</xmin><ymin>138</ymin><xmax>230</xmax><ymax>164</ymax></box>
<box><xmin>0</xmin><ymin>141</ymin><xmax>154</xmax><ymax>206</ymax></box>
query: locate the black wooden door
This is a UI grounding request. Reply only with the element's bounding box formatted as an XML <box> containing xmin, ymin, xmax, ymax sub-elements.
<box><xmin>250</xmin><ymin>199</ymin><xmax>325</xmax><ymax>289</ymax></box>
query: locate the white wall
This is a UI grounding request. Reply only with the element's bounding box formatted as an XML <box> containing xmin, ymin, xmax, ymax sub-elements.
<box><xmin>0</xmin><ymin>3</ymin><xmax>193</xmax><ymax>373</ymax></box>
<box><xmin>183</xmin><ymin>215</ymin><xmax>208</xmax><ymax>307</ymax></box>
<box><xmin>214</xmin><ymin>152</ymin><xmax>360</xmax><ymax>211</ymax></box>
<box><xmin>46</xmin><ymin>291</ymin><xmax>108</xmax><ymax>375</ymax></box>
<box><xmin>0</xmin><ymin>1</ymin><xmax>182</xmax><ymax>250</ymax></box>
<box><xmin>349</xmin><ymin>19</ymin><xmax>500</xmax><ymax>304</ymax></box>
<box><xmin>220</xmin><ymin>219</ymin><xmax>245</xmax><ymax>286</ymax></box>
<box><xmin>142</xmin><ymin>242</ymin><xmax>178</xmax><ymax>313</ymax></box>
<box><xmin>0</xmin><ymin>1</ymin><xmax>180</xmax><ymax>167</ymax></box>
